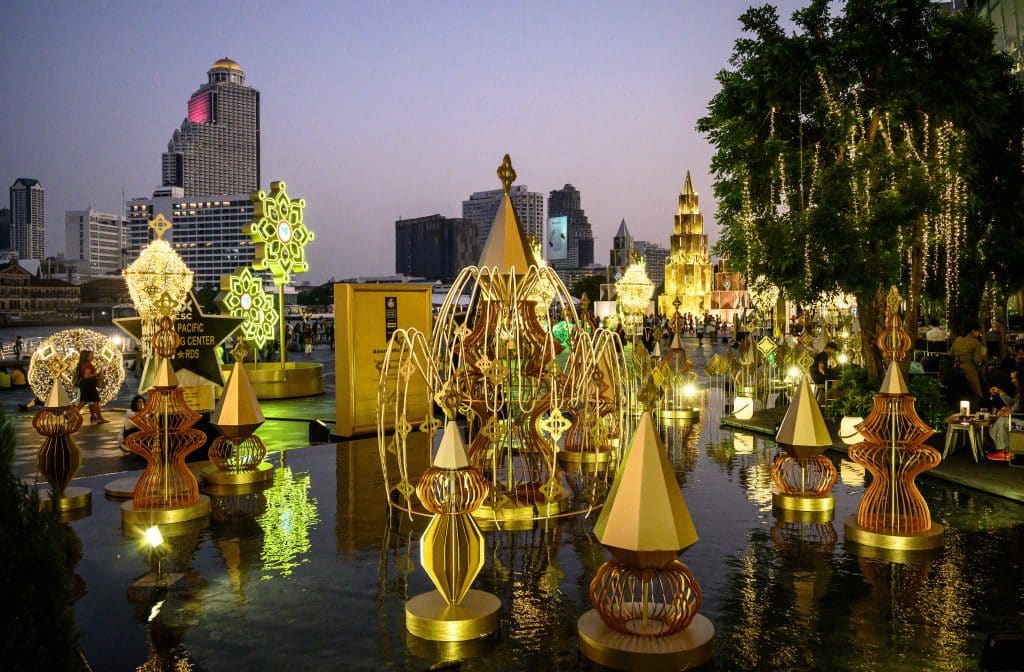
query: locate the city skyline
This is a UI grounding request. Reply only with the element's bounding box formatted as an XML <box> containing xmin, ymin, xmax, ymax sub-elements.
<box><xmin>0</xmin><ymin>1</ymin><xmax>805</xmax><ymax>282</ymax></box>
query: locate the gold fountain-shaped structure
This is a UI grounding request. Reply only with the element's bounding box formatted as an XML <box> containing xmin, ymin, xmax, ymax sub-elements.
<box><xmin>378</xmin><ymin>155</ymin><xmax>626</xmax><ymax>525</ymax></box>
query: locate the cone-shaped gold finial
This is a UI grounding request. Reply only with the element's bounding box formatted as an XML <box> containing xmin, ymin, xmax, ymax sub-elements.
<box><xmin>670</xmin><ymin>333</ymin><xmax>682</xmax><ymax>350</ymax></box>
<box><xmin>211</xmin><ymin>359</ymin><xmax>265</xmax><ymax>440</ymax></box>
<box><xmin>652</xmin><ymin>341</ymin><xmax>663</xmax><ymax>358</ymax></box>
<box><xmin>682</xmin><ymin>170</ymin><xmax>695</xmax><ymax>196</ymax></box>
<box><xmin>433</xmin><ymin>420</ymin><xmax>470</xmax><ymax>470</ymax></box>
<box><xmin>879</xmin><ymin>360</ymin><xmax>909</xmax><ymax>396</ymax></box>
<box><xmin>775</xmin><ymin>374</ymin><xmax>832</xmax><ymax>458</ymax></box>
<box><xmin>594</xmin><ymin>412</ymin><xmax>698</xmax><ymax>566</ymax></box>
<box><xmin>477</xmin><ymin>155</ymin><xmax>536</xmax><ymax>273</ymax></box>
<box><xmin>44</xmin><ymin>378</ymin><xmax>73</xmax><ymax>409</ymax></box>
<box><xmin>152</xmin><ymin>356</ymin><xmax>179</xmax><ymax>388</ymax></box>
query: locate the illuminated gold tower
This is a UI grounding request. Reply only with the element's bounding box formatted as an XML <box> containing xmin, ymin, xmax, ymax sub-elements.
<box><xmin>578</xmin><ymin>409</ymin><xmax>714</xmax><ymax>670</ymax></box>
<box><xmin>771</xmin><ymin>374</ymin><xmax>836</xmax><ymax>513</ymax></box>
<box><xmin>406</xmin><ymin>420</ymin><xmax>501</xmax><ymax>641</ymax></box>
<box><xmin>659</xmin><ymin>171</ymin><xmax>712</xmax><ymax>318</ymax></box>
<box><xmin>844</xmin><ymin>287</ymin><xmax>944</xmax><ymax>554</ymax></box>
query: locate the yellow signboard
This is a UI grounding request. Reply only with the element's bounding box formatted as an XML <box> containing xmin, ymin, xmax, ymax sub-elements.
<box><xmin>334</xmin><ymin>283</ymin><xmax>433</xmax><ymax>437</ymax></box>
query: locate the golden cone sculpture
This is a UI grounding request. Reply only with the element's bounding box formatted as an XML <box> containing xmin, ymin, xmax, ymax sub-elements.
<box><xmin>204</xmin><ymin>340</ymin><xmax>274</xmax><ymax>487</ymax></box>
<box><xmin>844</xmin><ymin>287</ymin><xmax>944</xmax><ymax>553</ymax></box>
<box><xmin>33</xmin><ymin>371</ymin><xmax>90</xmax><ymax>512</ymax></box>
<box><xmin>578</xmin><ymin>402</ymin><xmax>714</xmax><ymax>671</ymax></box>
<box><xmin>770</xmin><ymin>374</ymin><xmax>837</xmax><ymax>512</ymax></box>
<box><xmin>406</xmin><ymin>420</ymin><xmax>500</xmax><ymax>641</ymax></box>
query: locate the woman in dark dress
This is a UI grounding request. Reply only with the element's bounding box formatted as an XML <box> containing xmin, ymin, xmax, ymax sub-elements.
<box><xmin>75</xmin><ymin>350</ymin><xmax>107</xmax><ymax>423</ymax></box>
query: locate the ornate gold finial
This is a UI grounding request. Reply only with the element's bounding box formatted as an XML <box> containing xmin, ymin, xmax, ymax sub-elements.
<box><xmin>885</xmin><ymin>285</ymin><xmax>903</xmax><ymax>316</ymax></box>
<box><xmin>230</xmin><ymin>338</ymin><xmax>251</xmax><ymax>363</ymax></box>
<box><xmin>148</xmin><ymin>214</ymin><xmax>172</xmax><ymax>240</ymax></box>
<box><xmin>630</xmin><ymin>249</ymin><xmax>642</xmax><ymax>264</ymax></box>
<box><xmin>580</xmin><ymin>293</ymin><xmax>591</xmax><ymax>312</ymax></box>
<box><xmin>638</xmin><ymin>376</ymin><xmax>663</xmax><ymax>412</ymax></box>
<box><xmin>497</xmin><ymin>154</ymin><xmax>516</xmax><ymax>194</ymax></box>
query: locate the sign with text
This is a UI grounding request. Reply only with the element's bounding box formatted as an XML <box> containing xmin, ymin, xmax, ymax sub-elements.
<box><xmin>335</xmin><ymin>283</ymin><xmax>432</xmax><ymax>437</ymax></box>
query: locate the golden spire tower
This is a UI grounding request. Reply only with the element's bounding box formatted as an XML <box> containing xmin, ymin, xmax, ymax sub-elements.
<box><xmin>659</xmin><ymin>171</ymin><xmax>713</xmax><ymax>318</ymax></box>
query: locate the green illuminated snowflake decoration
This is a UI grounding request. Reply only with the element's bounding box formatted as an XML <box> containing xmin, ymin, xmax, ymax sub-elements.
<box><xmin>217</xmin><ymin>266</ymin><xmax>279</xmax><ymax>350</ymax></box>
<box><xmin>246</xmin><ymin>180</ymin><xmax>314</xmax><ymax>285</ymax></box>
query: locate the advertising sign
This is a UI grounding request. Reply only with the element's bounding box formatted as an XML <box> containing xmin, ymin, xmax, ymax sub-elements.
<box><xmin>546</xmin><ymin>215</ymin><xmax>568</xmax><ymax>261</ymax></box>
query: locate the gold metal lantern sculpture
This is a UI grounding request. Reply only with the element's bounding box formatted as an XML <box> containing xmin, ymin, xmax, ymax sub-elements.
<box><xmin>844</xmin><ymin>287</ymin><xmax>944</xmax><ymax>553</ymax></box>
<box><xmin>405</xmin><ymin>421</ymin><xmax>501</xmax><ymax>641</ymax></box>
<box><xmin>615</xmin><ymin>253</ymin><xmax>653</xmax><ymax>337</ymax></box>
<box><xmin>378</xmin><ymin>155</ymin><xmax>626</xmax><ymax>524</ymax></box>
<box><xmin>577</xmin><ymin>402</ymin><xmax>714</xmax><ymax>671</ymax></box>
<box><xmin>658</xmin><ymin>331</ymin><xmax>700</xmax><ymax>421</ymax></box>
<box><xmin>33</xmin><ymin>372</ymin><xmax>91</xmax><ymax>512</ymax></box>
<box><xmin>203</xmin><ymin>339</ymin><xmax>274</xmax><ymax>488</ymax></box>
<box><xmin>771</xmin><ymin>374</ymin><xmax>836</xmax><ymax>513</ymax></box>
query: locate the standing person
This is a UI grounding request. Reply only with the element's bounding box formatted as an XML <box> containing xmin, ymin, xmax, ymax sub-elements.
<box><xmin>988</xmin><ymin>370</ymin><xmax>1020</xmax><ymax>460</ymax></box>
<box><xmin>13</xmin><ymin>335</ymin><xmax>22</xmax><ymax>360</ymax></box>
<box><xmin>75</xmin><ymin>350</ymin><xmax>107</xmax><ymax>423</ymax></box>
<box><xmin>811</xmin><ymin>342</ymin><xmax>839</xmax><ymax>386</ymax></box>
<box><xmin>303</xmin><ymin>324</ymin><xmax>313</xmax><ymax>356</ymax></box>
<box><xmin>952</xmin><ymin>322</ymin><xmax>986</xmax><ymax>405</ymax></box>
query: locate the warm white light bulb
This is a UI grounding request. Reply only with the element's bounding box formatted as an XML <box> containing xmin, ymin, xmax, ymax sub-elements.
<box><xmin>144</xmin><ymin>526</ymin><xmax>163</xmax><ymax>548</ymax></box>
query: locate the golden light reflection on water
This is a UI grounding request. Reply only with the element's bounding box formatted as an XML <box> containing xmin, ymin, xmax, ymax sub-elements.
<box><xmin>257</xmin><ymin>464</ymin><xmax>319</xmax><ymax>578</ymax></box>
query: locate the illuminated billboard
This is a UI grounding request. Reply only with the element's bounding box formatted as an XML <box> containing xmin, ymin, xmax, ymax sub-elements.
<box><xmin>546</xmin><ymin>216</ymin><xmax>567</xmax><ymax>261</ymax></box>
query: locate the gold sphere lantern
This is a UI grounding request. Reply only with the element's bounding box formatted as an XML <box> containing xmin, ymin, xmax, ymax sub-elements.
<box><xmin>615</xmin><ymin>253</ymin><xmax>653</xmax><ymax>337</ymax></box>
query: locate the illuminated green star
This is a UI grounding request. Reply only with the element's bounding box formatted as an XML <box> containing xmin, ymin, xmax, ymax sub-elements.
<box><xmin>217</xmin><ymin>266</ymin><xmax>279</xmax><ymax>350</ymax></box>
<box><xmin>246</xmin><ymin>181</ymin><xmax>314</xmax><ymax>285</ymax></box>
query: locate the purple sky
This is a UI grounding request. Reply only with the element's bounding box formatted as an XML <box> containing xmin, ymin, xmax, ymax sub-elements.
<box><xmin>0</xmin><ymin>1</ymin><xmax>804</xmax><ymax>283</ymax></box>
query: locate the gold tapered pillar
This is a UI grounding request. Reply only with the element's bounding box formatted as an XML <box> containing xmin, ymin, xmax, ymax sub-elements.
<box><xmin>771</xmin><ymin>374</ymin><xmax>836</xmax><ymax>512</ymax></box>
<box><xmin>578</xmin><ymin>407</ymin><xmax>714</xmax><ymax>670</ymax></box>
<box><xmin>406</xmin><ymin>421</ymin><xmax>500</xmax><ymax>641</ymax></box>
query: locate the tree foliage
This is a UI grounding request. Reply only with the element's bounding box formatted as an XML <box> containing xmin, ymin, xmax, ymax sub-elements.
<box><xmin>571</xmin><ymin>275</ymin><xmax>607</xmax><ymax>303</ymax></box>
<box><xmin>699</xmin><ymin>0</ymin><xmax>1024</xmax><ymax>376</ymax></box>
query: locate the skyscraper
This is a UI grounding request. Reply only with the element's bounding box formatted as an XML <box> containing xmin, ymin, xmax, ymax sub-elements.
<box><xmin>395</xmin><ymin>214</ymin><xmax>477</xmax><ymax>280</ymax></box>
<box><xmin>547</xmin><ymin>184</ymin><xmax>594</xmax><ymax>270</ymax></box>
<box><xmin>161</xmin><ymin>58</ymin><xmax>260</xmax><ymax>196</ymax></box>
<box><xmin>0</xmin><ymin>208</ymin><xmax>9</xmax><ymax>253</ymax></box>
<box><xmin>65</xmin><ymin>209</ymin><xmax>129</xmax><ymax>278</ymax></box>
<box><xmin>462</xmin><ymin>185</ymin><xmax>544</xmax><ymax>255</ymax></box>
<box><xmin>9</xmin><ymin>178</ymin><xmax>45</xmax><ymax>259</ymax></box>
<box><xmin>607</xmin><ymin>218</ymin><xmax>633</xmax><ymax>283</ymax></box>
<box><xmin>633</xmin><ymin>240</ymin><xmax>668</xmax><ymax>289</ymax></box>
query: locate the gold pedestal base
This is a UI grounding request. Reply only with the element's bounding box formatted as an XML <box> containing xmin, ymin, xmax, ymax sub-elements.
<box><xmin>405</xmin><ymin>589</ymin><xmax>501</xmax><ymax>642</ymax></box>
<box><xmin>771</xmin><ymin>490</ymin><xmax>835</xmax><ymax>513</ymax></box>
<box><xmin>105</xmin><ymin>476</ymin><xmax>139</xmax><ymax>500</ymax></box>
<box><xmin>660</xmin><ymin>408</ymin><xmax>700</xmax><ymax>422</ymax></box>
<box><xmin>558</xmin><ymin>449</ymin><xmax>613</xmax><ymax>466</ymax></box>
<box><xmin>222</xmin><ymin>361</ymin><xmax>325</xmax><ymax>399</ymax></box>
<box><xmin>38</xmin><ymin>486</ymin><xmax>92</xmax><ymax>513</ymax></box>
<box><xmin>577</xmin><ymin>609</ymin><xmax>715</xmax><ymax>671</ymax></box>
<box><xmin>843</xmin><ymin>514</ymin><xmax>944</xmax><ymax>553</ymax></box>
<box><xmin>474</xmin><ymin>490</ymin><xmax>570</xmax><ymax>524</ymax></box>
<box><xmin>121</xmin><ymin>495</ymin><xmax>211</xmax><ymax>527</ymax></box>
<box><xmin>773</xmin><ymin>507</ymin><xmax>834</xmax><ymax>524</ymax></box>
<box><xmin>201</xmin><ymin>462</ymin><xmax>275</xmax><ymax>486</ymax></box>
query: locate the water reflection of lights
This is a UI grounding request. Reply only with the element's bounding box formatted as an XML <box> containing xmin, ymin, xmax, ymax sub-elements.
<box><xmin>742</xmin><ymin>462</ymin><xmax>774</xmax><ymax>511</ymax></box>
<box><xmin>257</xmin><ymin>467</ymin><xmax>319</xmax><ymax>577</ymax></box>
<box><xmin>840</xmin><ymin>459</ymin><xmax>866</xmax><ymax>487</ymax></box>
<box><xmin>733</xmin><ymin>432</ymin><xmax>755</xmax><ymax>455</ymax></box>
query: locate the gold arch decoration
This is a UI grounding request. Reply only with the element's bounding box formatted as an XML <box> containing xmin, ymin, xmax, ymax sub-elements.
<box><xmin>378</xmin><ymin>155</ymin><xmax>627</xmax><ymax>524</ymax></box>
<box><xmin>844</xmin><ymin>286</ymin><xmax>943</xmax><ymax>552</ymax></box>
<box><xmin>217</xmin><ymin>266</ymin><xmax>279</xmax><ymax>351</ymax></box>
<box><xmin>28</xmin><ymin>328</ymin><xmax>125</xmax><ymax>406</ymax></box>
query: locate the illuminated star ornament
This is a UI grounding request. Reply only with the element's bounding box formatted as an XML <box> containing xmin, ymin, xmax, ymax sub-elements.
<box><xmin>117</xmin><ymin>292</ymin><xmax>242</xmax><ymax>389</ymax></box>
<box><xmin>246</xmin><ymin>181</ymin><xmax>314</xmax><ymax>285</ymax></box>
<box><xmin>217</xmin><ymin>267</ymin><xmax>279</xmax><ymax>350</ymax></box>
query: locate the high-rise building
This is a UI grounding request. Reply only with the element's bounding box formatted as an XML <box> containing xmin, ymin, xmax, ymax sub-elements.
<box><xmin>547</xmin><ymin>184</ymin><xmax>594</xmax><ymax>270</ymax></box>
<box><xmin>0</xmin><ymin>208</ymin><xmax>9</xmax><ymax>252</ymax></box>
<box><xmin>633</xmin><ymin>240</ymin><xmax>668</xmax><ymax>289</ymax></box>
<box><xmin>395</xmin><ymin>214</ymin><xmax>477</xmax><ymax>281</ymax></box>
<box><xmin>967</xmin><ymin>1</ymin><xmax>1023</xmax><ymax>74</ymax></box>
<box><xmin>65</xmin><ymin>209</ymin><xmax>129</xmax><ymax>278</ymax></box>
<box><xmin>659</xmin><ymin>172</ymin><xmax>712</xmax><ymax>317</ymax></box>
<box><xmin>161</xmin><ymin>58</ymin><xmax>260</xmax><ymax>196</ymax></box>
<box><xmin>9</xmin><ymin>178</ymin><xmax>45</xmax><ymax>259</ymax></box>
<box><xmin>462</xmin><ymin>185</ymin><xmax>544</xmax><ymax>255</ymax></box>
<box><xmin>126</xmin><ymin>190</ymin><xmax>255</xmax><ymax>289</ymax></box>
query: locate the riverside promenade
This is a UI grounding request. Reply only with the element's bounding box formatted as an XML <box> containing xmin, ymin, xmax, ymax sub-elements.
<box><xmin>721</xmin><ymin>406</ymin><xmax>1024</xmax><ymax>504</ymax></box>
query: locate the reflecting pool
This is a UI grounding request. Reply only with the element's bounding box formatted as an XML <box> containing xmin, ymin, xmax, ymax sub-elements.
<box><xmin>67</xmin><ymin>389</ymin><xmax>1024</xmax><ymax>671</ymax></box>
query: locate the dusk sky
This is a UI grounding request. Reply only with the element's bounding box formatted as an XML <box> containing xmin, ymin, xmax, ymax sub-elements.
<box><xmin>0</xmin><ymin>1</ymin><xmax>804</xmax><ymax>283</ymax></box>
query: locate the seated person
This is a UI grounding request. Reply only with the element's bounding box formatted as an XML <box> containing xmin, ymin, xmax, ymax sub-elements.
<box><xmin>925</xmin><ymin>319</ymin><xmax>947</xmax><ymax>350</ymax></box>
<box><xmin>811</xmin><ymin>342</ymin><xmax>839</xmax><ymax>386</ymax></box>
<box><xmin>988</xmin><ymin>370</ymin><xmax>1020</xmax><ymax>460</ymax></box>
<box><xmin>0</xmin><ymin>368</ymin><xmax>9</xmax><ymax>389</ymax></box>
<box><xmin>18</xmin><ymin>394</ymin><xmax>43</xmax><ymax>412</ymax></box>
<box><xmin>9</xmin><ymin>366</ymin><xmax>26</xmax><ymax>387</ymax></box>
<box><xmin>120</xmin><ymin>395</ymin><xmax>146</xmax><ymax>453</ymax></box>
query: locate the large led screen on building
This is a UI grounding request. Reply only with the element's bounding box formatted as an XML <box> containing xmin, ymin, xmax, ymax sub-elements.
<box><xmin>546</xmin><ymin>216</ymin><xmax>567</xmax><ymax>261</ymax></box>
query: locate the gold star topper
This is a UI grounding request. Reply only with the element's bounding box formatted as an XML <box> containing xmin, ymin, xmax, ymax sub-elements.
<box><xmin>497</xmin><ymin>154</ymin><xmax>516</xmax><ymax>194</ymax></box>
<box><xmin>148</xmin><ymin>214</ymin><xmax>172</xmax><ymax>240</ymax></box>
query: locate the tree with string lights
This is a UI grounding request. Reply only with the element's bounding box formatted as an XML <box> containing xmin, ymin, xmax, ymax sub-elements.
<box><xmin>699</xmin><ymin>0</ymin><xmax>1024</xmax><ymax>378</ymax></box>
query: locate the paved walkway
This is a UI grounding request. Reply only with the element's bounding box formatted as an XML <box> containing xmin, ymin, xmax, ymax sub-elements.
<box><xmin>5</xmin><ymin>345</ymin><xmax>337</xmax><ymax>483</ymax></box>
<box><xmin>721</xmin><ymin>406</ymin><xmax>1024</xmax><ymax>504</ymax></box>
